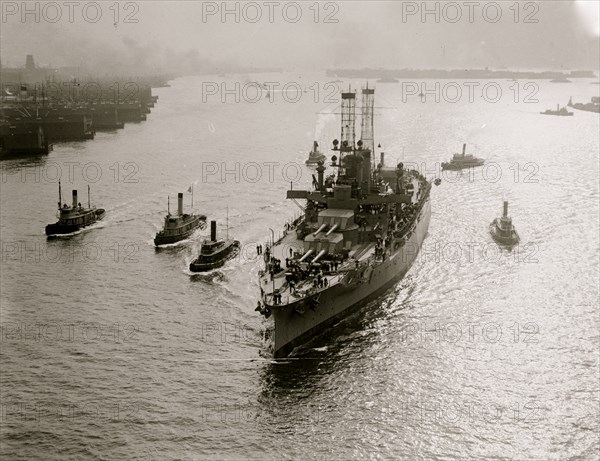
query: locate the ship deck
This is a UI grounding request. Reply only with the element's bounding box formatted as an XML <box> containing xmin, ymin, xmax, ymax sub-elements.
<box><xmin>259</xmin><ymin>230</ymin><xmax>377</xmax><ymax>307</ymax></box>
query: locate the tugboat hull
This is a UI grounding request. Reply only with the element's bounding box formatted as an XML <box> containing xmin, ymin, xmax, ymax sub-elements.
<box><xmin>189</xmin><ymin>240</ymin><xmax>240</xmax><ymax>272</ymax></box>
<box><xmin>305</xmin><ymin>154</ymin><xmax>327</xmax><ymax>165</ymax></box>
<box><xmin>271</xmin><ymin>199</ymin><xmax>431</xmax><ymax>358</ymax></box>
<box><xmin>441</xmin><ymin>161</ymin><xmax>484</xmax><ymax>171</ymax></box>
<box><xmin>45</xmin><ymin>209</ymin><xmax>105</xmax><ymax>236</ymax></box>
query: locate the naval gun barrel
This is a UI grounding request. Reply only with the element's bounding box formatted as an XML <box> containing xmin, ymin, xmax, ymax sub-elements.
<box><xmin>311</xmin><ymin>249</ymin><xmax>326</xmax><ymax>264</ymax></box>
<box><xmin>298</xmin><ymin>249</ymin><xmax>314</xmax><ymax>262</ymax></box>
<box><xmin>313</xmin><ymin>223</ymin><xmax>327</xmax><ymax>236</ymax></box>
<box><xmin>325</xmin><ymin>223</ymin><xmax>338</xmax><ymax>236</ymax></box>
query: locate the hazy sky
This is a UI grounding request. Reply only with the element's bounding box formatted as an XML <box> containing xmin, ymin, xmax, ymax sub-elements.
<box><xmin>1</xmin><ymin>1</ymin><xmax>599</xmax><ymax>74</ymax></box>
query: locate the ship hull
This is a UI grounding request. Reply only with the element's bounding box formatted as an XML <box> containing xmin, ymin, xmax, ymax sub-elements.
<box><xmin>189</xmin><ymin>240</ymin><xmax>240</xmax><ymax>272</ymax></box>
<box><xmin>305</xmin><ymin>154</ymin><xmax>327</xmax><ymax>165</ymax></box>
<box><xmin>272</xmin><ymin>198</ymin><xmax>431</xmax><ymax>358</ymax></box>
<box><xmin>441</xmin><ymin>161</ymin><xmax>484</xmax><ymax>170</ymax></box>
<box><xmin>540</xmin><ymin>112</ymin><xmax>573</xmax><ymax>116</ymax></box>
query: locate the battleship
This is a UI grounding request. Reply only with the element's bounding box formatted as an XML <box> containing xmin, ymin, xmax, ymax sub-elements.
<box><xmin>490</xmin><ymin>201</ymin><xmax>519</xmax><ymax>246</ymax></box>
<box><xmin>540</xmin><ymin>104</ymin><xmax>573</xmax><ymax>116</ymax></box>
<box><xmin>305</xmin><ymin>141</ymin><xmax>327</xmax><ymax>165</ymax></box>
<box><xmin>441</xmin><ymin>144</ymin><xmax>485</xmax><ymax>170</ymax></box>
<box><xmin>154</xmin><ymin>190</ymin><xmax>206</xmax><ymax>246</ymax></box>
<box><xmin>45</xmin><ymin>183</ymin><xmax>105</xmax><ymax>236</ymax></box>
<box><xmin>189</xmin><ymin>220</ymin><xmax>240</xmax><ymax>272</ymax></box>
<box><xmin>256</xmin><ymin>86</ymin><xmax>433</xmax><ymax>357</ymax></box>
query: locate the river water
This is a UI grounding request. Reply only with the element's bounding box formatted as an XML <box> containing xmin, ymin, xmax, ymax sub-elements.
<box><xmin>1</xmin><ymin>74</ymin><xmax>598</xmax><ymax>460</ymax></box>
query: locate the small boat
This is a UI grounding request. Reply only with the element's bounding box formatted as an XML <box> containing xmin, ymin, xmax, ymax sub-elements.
<box><xmin>441</xmin><ymin>144</ymin><xmax>485</xmax><ymax>170</ymax></box>
<box><xmin>46</xmin><ymin>182</ymin><xmax>105</xmax><ymax>236</ymax></box>
<box><xmin>490</xmin><ymin>201</ymin><xmax>520</xmax><ymax>246</ymax></box>
<box><xmin>305</xmin><ymin>141</ymin><xmax>327</xmax><ymax>165</ymax></box>
<box><xmin>154</xmin><ymin>188</ymin><xmax>206</xmax><ymax>246</ymax></box>
<box><xmin>540</xmin><ymin>104</ymin><xmax>573</xmax><ymax>116</ymax></box>
<box><xmin>189</xmin><ymin>220</ymin><xmax>240</xmax><ymax>272</ymax></box>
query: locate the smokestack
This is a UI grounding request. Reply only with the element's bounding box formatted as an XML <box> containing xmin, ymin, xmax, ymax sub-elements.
<box><xmin>356</xmin><ymin>156</ymin><xmax>363</xmax><ymax>186</ymax></box>
<box><xmin>72</xmin><ymin>190</ymin><xmax>77</xmax><ymax>208</ymax></box>
<box><xmin>177</xmin><ymin>193</ymin><xmax>183</xmax><ymax>215</ymax></box>
<box><xmin>316</xmin><ymin>163</ymin><xmax>325</xmax><ymax>191</ymax></box>
<box><xmin>462</xmin><ymin>144</ymin><xmax>466</xmax><ymax>156</ymax></box>
<box><xmin>362</xmin><ymin>150</ymin><xmax>371</xmax><ymax>193</ymax></box>
<box><xmin>380</xmin><ymin>152</ymin><xmax>385</xmax><ymax>167</ymax></box>
<box><xmin>210</xmin><ymin>220</ymin><xmax>217</xmax><ymax>241</ymax></box>
<box><xmin>503</xmin><ymin>201</ymin><xmax>508</xmax><ymax>218</ymax></box>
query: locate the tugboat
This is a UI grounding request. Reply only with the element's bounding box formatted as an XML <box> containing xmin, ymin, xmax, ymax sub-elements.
<box><xmin>540</xmin><ymin>104</ymin><xmax>573</xmax><ymax>116</ymax></box>
<box><xmin>45</xmin><ymin>182</ymin><xmax>105</xmax><ymax>236</ymax></box>
<box><xmin>489</xmin><ymin>201</ymin><xmax>519</xmax><ymax>246</ymax></box>
<box><xmin>154</xmin><ymin>188</ymin><xmax>206</xmax><ymax>246</ymax></box>
<box><xmin>189</xmin><ymin>220</ymin><xmax>240</xmax><ymax>272</ymax></box>
<box><xmin>441</xmin><ymin>144</ymin><xmax>485</xmax><ymax>170</ymax></box>
<box><xmin>305</xmin><ymin>141</ymin><xmax>327</xmax><ymax>165</ymax></box>
<box><xmin>256</xmin><ymin>85</ymin><xmax>432</xmax><ymax>358</ymax></box>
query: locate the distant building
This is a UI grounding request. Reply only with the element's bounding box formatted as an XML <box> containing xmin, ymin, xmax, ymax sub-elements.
<box><xmin>0</xmin><ymin>55</ymin><xmax>54</xmax><ymax>85</ymax></box>
<box><xmin>569</xmin><ymin>70</ymin><xmax>596</xmax><ymax>78</ymax></box>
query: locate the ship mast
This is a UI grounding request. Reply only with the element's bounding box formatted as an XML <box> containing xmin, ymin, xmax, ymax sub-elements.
<box><xmin>167</xmin><ymin>196</ymin><xmax>170</xmax><ymax>216</ymax></box>
<box><xmin>226</xmin><ymin>206</ymin><xmax>229</xmax><ymax>239</ymax></box>
<box><xmin>58</xmin><ymin>181</ymin><xmax>62</xmax><ymax>209</ymax></box>
<box><xmin>360</xmin><ymin>83</ymin><xmax>375</xmax><ymax>168</ymax></box>
<box><xmin>87</xmin><ymin>185</ymin><xmax>91</xmax><ymax>208</ymax></box>
<box><xmin>338</xmin><ymin>87</ymin><xmax>356</xmax><ymax>173</ymax></box>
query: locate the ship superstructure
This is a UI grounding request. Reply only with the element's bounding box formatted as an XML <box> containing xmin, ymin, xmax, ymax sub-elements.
<box><xmin>45</xmin><ymin>182</ymin><xmax>105</xmax><ymax>236</ymax></box>
<box><xmin>541</xmin><ymin>104</ymin><xmax>573</xmax><ymax>116</ymax></box>
<box><xmin>256</xmin><ymin>86</ymin><xmax>433</xmax><ymax>357</ymax></box>
<box><xmin>305</xmin><ymin>141</ymin><xmax>327</xmax><ymax>165</ymax></box>
<box><xmin>490</xmin><ymin>201</ymin><xmax>519</xmax><ymax>246</ymax></box>
<box><xmin>441</xmin><ymin>144</ymin><xmax>485</xmax><ymax>170</ymax></box>
<box><xmin>154</xmin><ymin>190</ymin><xmax>206</xmax><ymax>246</ymax></box>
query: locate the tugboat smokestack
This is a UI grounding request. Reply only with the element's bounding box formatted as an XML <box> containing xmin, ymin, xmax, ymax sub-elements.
<box><xmin>503</xmin><ymin>201</ymin><xmax>508</xmax><ymax>218</ymax></box>
<box><xmin>380</xmin><ymin>152</ymin><xmax>384</xmax><ymax>167</ymax></box>
<box><xmin>177</xmin><ymin>193</ymin><xmax>183</xmax><ymax>215</ymax></box>
<box><xmin>462</xmin><ymin>144</ymin><xmax>466</xmax><ymax>155</ymax></box>
<box><xmin>72</xmin><ymin>190</ymin><xmax>77</xmax><ymax>208</ymax></box>
<box><xmin>210</xmin><ymin>220</ymin><xmax>217</xmax><ymax>241</ymax></box>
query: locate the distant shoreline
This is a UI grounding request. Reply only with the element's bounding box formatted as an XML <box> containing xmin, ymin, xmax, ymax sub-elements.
<box><xmin>326</xmin><ymin>68</ymin><xmax>597</xmax><ymax>80</ymax></box>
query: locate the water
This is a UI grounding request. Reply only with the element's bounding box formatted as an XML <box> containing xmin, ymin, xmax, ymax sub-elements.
<box><xmin>1</xmin><ymin>75</ymin><xmax>598</xmax><ymax>460</ymax></box>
